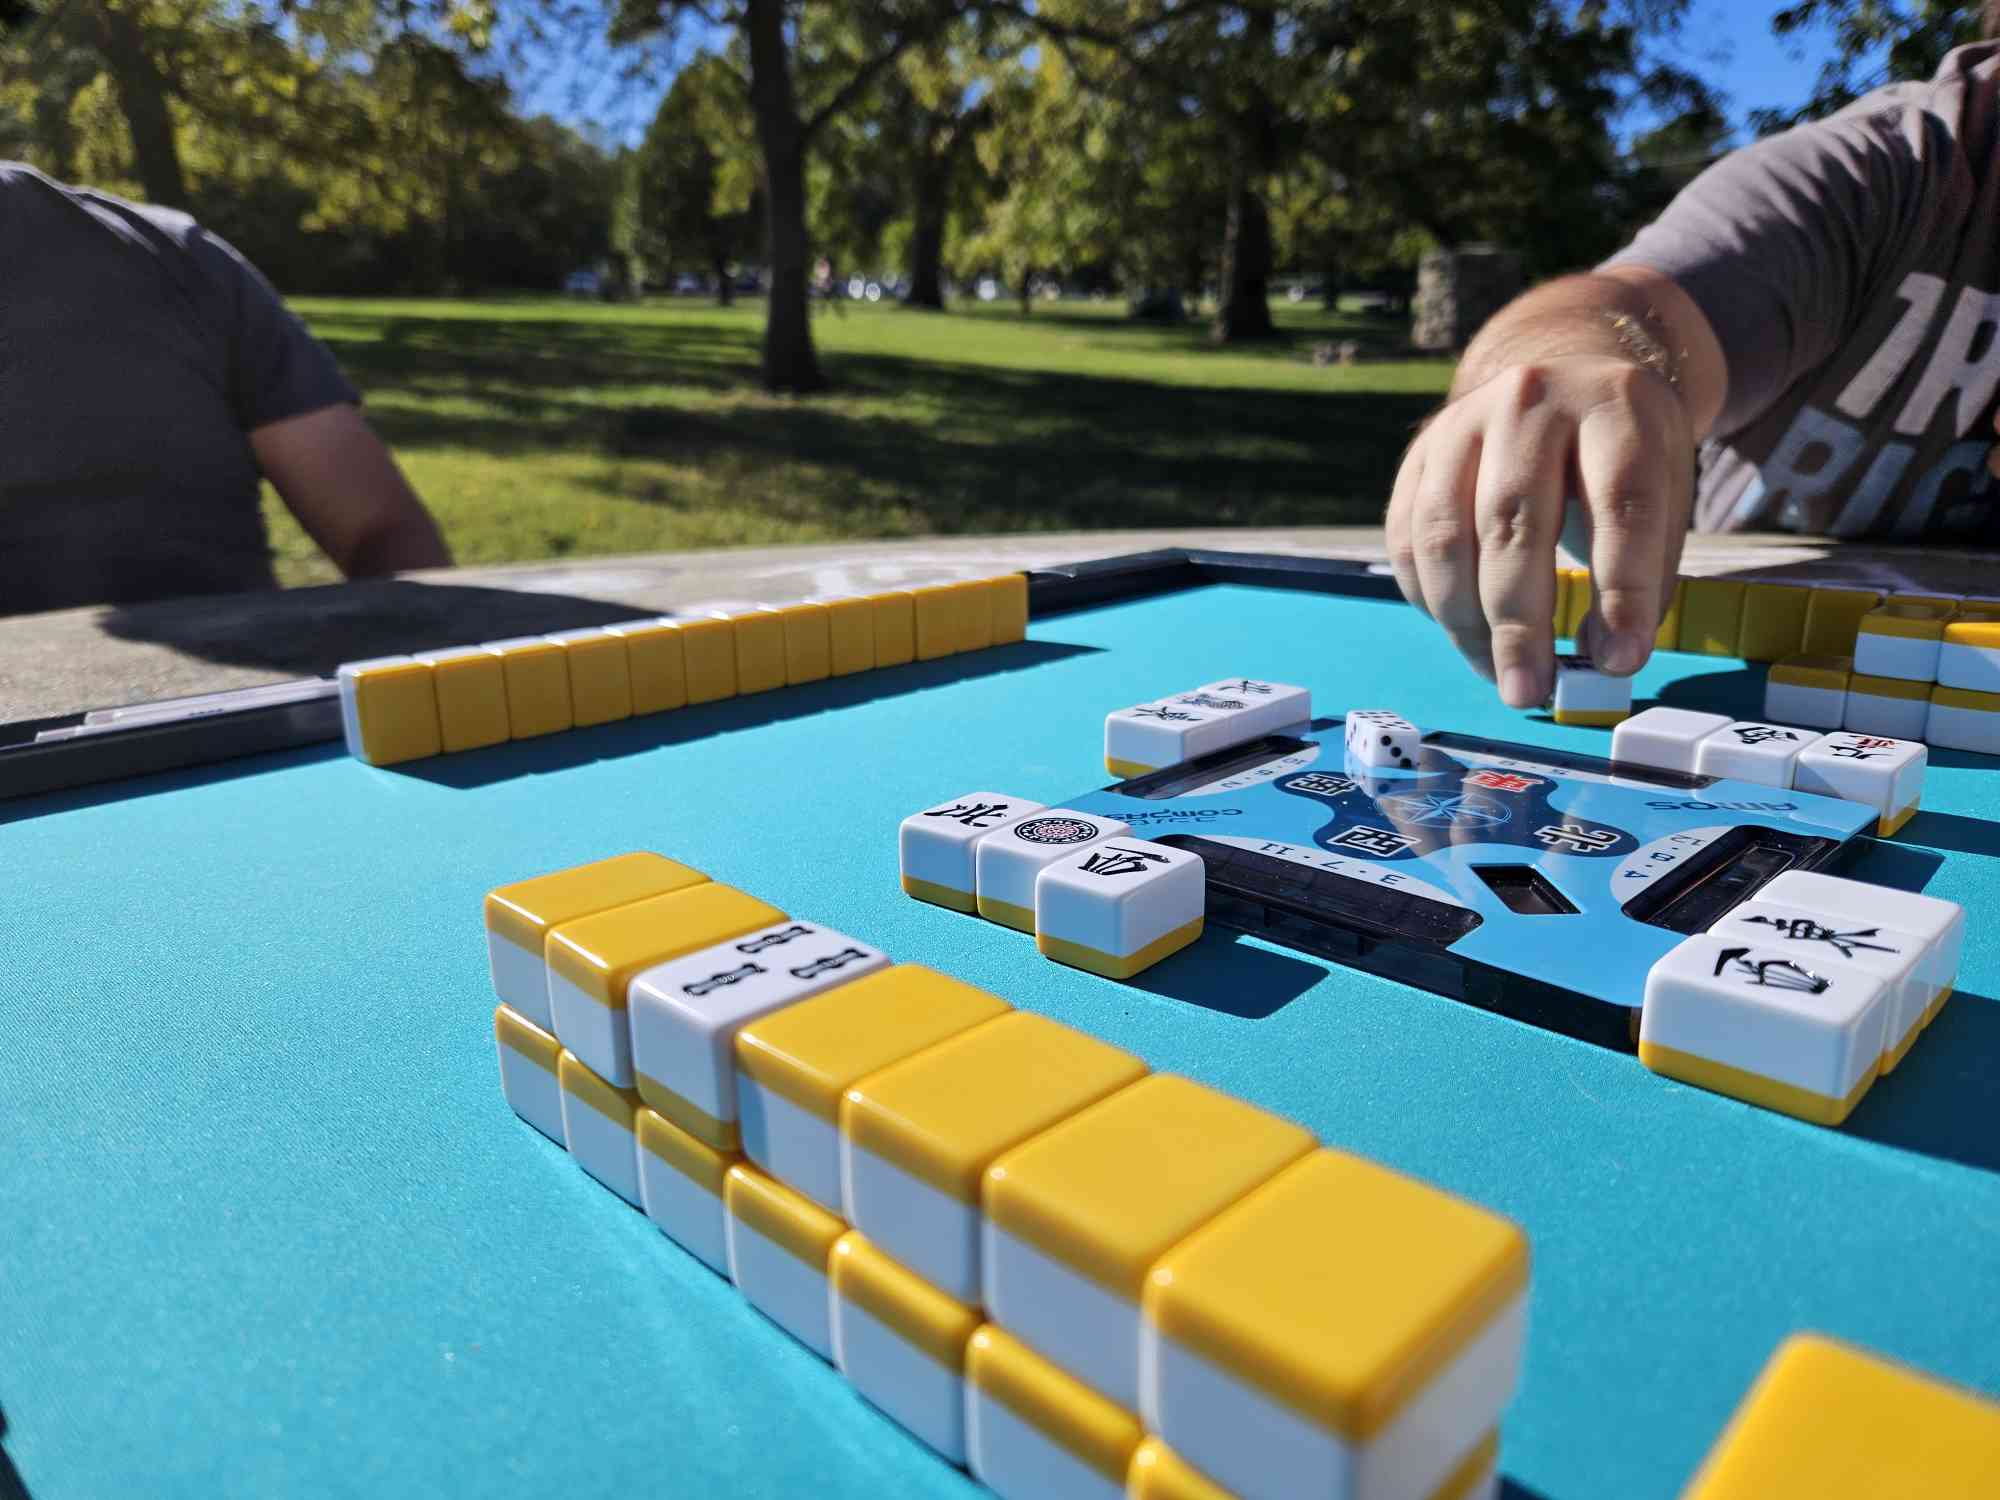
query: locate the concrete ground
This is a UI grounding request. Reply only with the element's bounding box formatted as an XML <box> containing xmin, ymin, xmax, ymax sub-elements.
<box><xmin>4</xmin><ymin>527</ymin><xmax>1997</xmax><ymax>722</ymax></box>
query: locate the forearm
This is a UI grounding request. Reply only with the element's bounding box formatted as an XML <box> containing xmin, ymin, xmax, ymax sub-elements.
<box><xmin>1449</xmin><ymin>267</ymin><xmax>1728</xmax><ymax>441</ymax></box>
<box><xmin>337</xmin><ymin>505</ymin><xmax>451</xmax><ymax>577</ymax></box>
<box><xmin>251</xmin><ymin>403</ymin><xmax>452</xmax><ymax>579</ymax></box>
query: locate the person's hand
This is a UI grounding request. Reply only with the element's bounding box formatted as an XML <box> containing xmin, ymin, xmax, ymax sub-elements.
<box><xmin>1386</xmin><ymin>354</ymin><xmax>1695</xmax><ymax>709</ymax></box>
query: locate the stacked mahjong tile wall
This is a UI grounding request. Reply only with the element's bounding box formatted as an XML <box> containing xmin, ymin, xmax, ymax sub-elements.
<box><xmin>337</xmin><ymin>574</ymin><xmax>1028</xmax><ymax>768</ymax></box>
<box><xmin>487</xmin><ymin>852</ymin><xmax>1530</xmax><ymax>1500</ymax></box>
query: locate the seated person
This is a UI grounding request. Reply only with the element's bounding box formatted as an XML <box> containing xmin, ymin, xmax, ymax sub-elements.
<box><xmin>1387</xmin><ymin>32</ymin><xmax>2000</xmax><ymax>707</ymax></box>
<box><xmin>1</xmin><ymin>162</ymin><xmax>449</xmax><ymax>615</ymax></box>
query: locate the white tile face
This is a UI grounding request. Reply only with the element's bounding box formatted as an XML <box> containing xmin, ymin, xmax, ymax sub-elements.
<box><xmin>488</xmin><ymin>932</ymin><xmax>553</xmax><ymax>1030</ymax></box>
<box><xmin>1709</xmin><ymin>897</ymin><xmax>1927</xmax><ymax>1065</ymax></box>
<box><xmin>1104</xmin><ymin>702</ymin><xmax>1241</xmax><ymax>771</ymax></box>
<box><xmin>964</xmin><ymin>1386</ymin><xmax>1126</xmax><ymax>1500</ymax></box>
<box><xmin>1843</xmin><ymin>689</ymin><xmax>1930</xmax><ymax>742</ymax></box>
<box><xmin>832</xmin><ymin>1296</ymin><xmax>967</xmax><ymax>1463</ymax></box>
<box><xmin>1142</xmin><ymin>1296</ymin><xmax>1526</xmax><ymax>1500</ymax></box>
<box><xmin>1034</xmin><ymin>840</ymin><xmax>1206</xmax><ymax>957</ymax></box>
<box><xmin>1193</xmin><ymin>678</ymin><xmax>1312</xmax><ymax>738</ymax></box>
<box><xmin>1693</xmin><ymin>721</ymin><xmax>1812</xmax><ymax>788</ymax></box>
<box><xmin>736</xmin><ymin>1078</ymin><xmax>844</xmax><ymax>1214</ymax></box>
<box><xmin>637</xmin><ymin>1150</ymin><xmax>730</xmax><ymax>1274</ymax></box>
<box><xmin>1343</xmin><ymin>710</ymin><xmax>1419</xmax><ymax>768</ymax></box>
<box><xmin>843</xmin><ymin>1145</ymin><xmax>982</xmax><ymax>1302</ymax></box>
<box><xmin>1763</xmin><ymin>679</ymin><xmax>1846</xmax><ymax>732</ymax></box>
<box><xmin>1640</xmin><ymin>932</ymin><xmax>1888</xmax><ymax>1102</ymax></box>
<box><xmin>559</xmin><ymin>1095</ymin><xmax>643</xmax><ymax>1206</ymax></box>
<box><xmin>1757</xmin><ymin>871</ymin><xmax>1963</xmax><ymax>1013</ymax></box>
<box><xmin>976</xmin><ymin>811</ymin><xmax>1133</xmax><ymax>915</ymax></box>
<box><xmin>629</xmin><ymin>923</ymin><xmax>887</xmax><ymax>1136</ymax></box>
<box><xmin>1792</xmin><ymin>732</ymin><xmax>1926</xmax><ymax>820</ymax></box>
<box><xmin>1938</xmin><ymin>638</ymin><xmax>2000</xmax><ymax>693</ymax></box>
<box><xmin>1927</xmin><ymin>698</ymin><xmax>2000</xmax><ymax>754</ymax></box>
<box><xmin>984</xmin><ymin>1223</ymin><xmax>1140</xmax><ymax>1411</ymax></box>
<box><xmin>1551</xmin><ymin>656</ymin><xmax>1631</xmax><ymax>715</ymax></box>
<box><xmin>1611</xmin><ymin>707</ymin><xmax>1733</xmax><ymax>773</ymax></box>
<box><xmin>1853</xmin><ymin>630</ymin><xmax>1941</xmax><ymax>682</ymax></box>
<box><xmin>900</xmin><ymin>793</ymin><xmax>1047</xmax><ymax>896</ymax></box>
<box><xmin>548</xmin><ymin>974</ymin><xmax>634</xmax><ymax>1087</ymax></box>
<box><xmin>726</xmin><ymin>1219</ymin><xmax>834</xmax><ymax>1359</ymax></box>
<box><xmin>496</xmin><ymin>1040</ymin><xmax>566</xmax><ymax>1146</ymax></box>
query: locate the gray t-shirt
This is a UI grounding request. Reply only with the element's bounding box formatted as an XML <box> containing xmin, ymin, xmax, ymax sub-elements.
<box><xmin>0</xmin><ymin>164</ymin><xmax>357</xmax><ymax>612</ymax></box>
<box><xmin>1607</xmin><ymin>42</ymin><xmax>2000</xmax><ymax>538</ymax></box>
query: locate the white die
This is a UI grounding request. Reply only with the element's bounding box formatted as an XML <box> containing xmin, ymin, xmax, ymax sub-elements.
<box><xmin>1611</xmin><ymin>707</ymin><xmax>1733</xmax><ymax>774</ymax></box>
<box><xmin>1034</xmin><ymin>839</ymin><xmax>1206</xmax><ymax>977</ymax></box>
<box><xmin>900</xmin><ymin>792</ymin><xmax>1046</xmax><ymax>910</ymax></box>
<box><xmin>1792</xmin><ymin>732</ymin><xmax>1925</xmax><ymax>829</ymax></box>
<box><xmin>1639</xmin><ymin>931</ymin><xmax>1890</xmax><ymax>1124</ymax></box>
<box><xmin>975</xmin><ymin>809</ymin><xmax>1131</xmax><ymax>930</ymax></box>
<box><xmin>1343</xmin><ymin>709</ymin><xmax>1419</xmax><ymax>768</ymax></box>
<box><xmin>1693</xmin><ymin>721</ymin><xmax>1813</xmax><ymax>788</ymax></box>
<box><xmin>628</xmin><ymin>921</ymin><xmax>889</xmax><ymax>1149</ymax></box>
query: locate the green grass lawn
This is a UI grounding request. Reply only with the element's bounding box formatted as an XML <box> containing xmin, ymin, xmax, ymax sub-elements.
<box><xmin>270</xmin><ymin>294</ymin><xmax>1454</xmax><ymax>587</ymax></box>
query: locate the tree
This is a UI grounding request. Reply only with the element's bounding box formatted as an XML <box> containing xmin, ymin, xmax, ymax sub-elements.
<box><xmin>611</xmin><ymin>0</ymin><xmax>972</xmax><ymax>393</ymax></box>
<box><xmin>1750</xmin><ymin>1</ymin><xmax>1989</xmax><ymax>131</ymax></box>
<box><xmin>633</xmin><ymin>55</ymin><xmax>757</xmax><ymax>302</ymax></box>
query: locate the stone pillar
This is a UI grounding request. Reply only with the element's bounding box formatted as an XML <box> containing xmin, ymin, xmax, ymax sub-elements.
<box><xmin>1412</xmin><ymin>243</ymin><xmax>1524</xmax><ymax>352</ymax></box>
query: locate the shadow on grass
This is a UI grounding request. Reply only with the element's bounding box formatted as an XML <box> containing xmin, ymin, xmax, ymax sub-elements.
<box><xmin>307</xmin><ymin>309</ymin><xmax>1439</xmax><ymax>532</ymax></box>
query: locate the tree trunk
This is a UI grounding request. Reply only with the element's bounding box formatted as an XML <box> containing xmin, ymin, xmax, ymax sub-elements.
<box><xmin>1018</xmin><ymin>269</ymin><xmax>1032</xmax><ymax>318</ymax></box>
<box><xmin>906</xmin><ymin>154</ymin><xmax>948</xmax><ymax>310</ymax></box>
<box><xmin>745</xmin><ymin>0</ymin><xmax>824</xmax><ymax>393</ymax></box>
<box><xmin>1322</xmin><ymin>263</ymin><xmax>1340</xmax><ymax>311</ymax></box>
<box><xmin>713</xmin><ymin>249</ymin><xmax>734</xmax><ymax>307</ymax></box>
<box><xmin>1215</xmin><ymin>165</ymin><xmax>1275</xmax><ymax>341</ymax></box>
<box><xmin>88</xmin><ymin>0</ymin><xmax>188</xmax><ymax>209</ymax></box>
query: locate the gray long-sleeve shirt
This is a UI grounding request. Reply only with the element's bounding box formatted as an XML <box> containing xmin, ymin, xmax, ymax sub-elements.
<box><xmin>1607</xmin><ymin>43</ymin><xmax>2000</xmax><ymax>539</ymax></box>
<box><xmin>0</xmin><ymin>164</ymin><xmax>357</xmax><ymax>613</ymax></box>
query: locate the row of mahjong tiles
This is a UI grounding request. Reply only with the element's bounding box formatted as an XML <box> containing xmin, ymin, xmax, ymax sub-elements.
<box><xmin>483</xmin><ymin>852</ymin><xmax>1525</xmax><ymax>1500</ymax></box>
<box><xmin>482</xmin><ymin>853</ymin><xmax>2000</xmax><ymax>1498</ymax></box>
<box><xmin>334</xmin><ymin>574</ymin><xmax>1029</xmax><ymax>768</ymax></box>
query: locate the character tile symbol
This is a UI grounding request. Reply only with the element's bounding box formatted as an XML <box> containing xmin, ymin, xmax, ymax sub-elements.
<box><xmin>1221</xmin><ymin>679</ymin><xmax>1275</xmax><ymax>694</ymax></box>
<box><xmin>1827</xmin><ymin>745</ymin><xmax>1886</xmax><ymax>760</ymax></box>
<box><xmin>1131</xmin><ymin>706</ymin><xmax>1201</xmax><ymax>723</ymax></box>
<box><xmin>923</xmin><ymin>801</ymin><xmax>1015</xmax><ymax>827</ymax></box>
<box><xmin>738</xmin><ymin>924</ymin><xmax>814</xmax><ymax>953</ymax></box>
<box><xmin>683</xmin><ymin>962</ymin><xmax>766</xmax><ymax>998</ymax></box>
<box><xmin>1079</xmin><ymin>845</ymin><xmax>1171</xmax><ymax>878</ymax></box>
<box><xmin>1175</xmin><ymin>694</ymin><xmax>1247</xmax><ymax>710</ymax></box>
<box><xmin>1533</xmin><ymin>823</ymin><xmax>1622</xmax><ymax>853</ymax></box>
<box><xmin>1732</xmin><ymin>725</ymin><xmax>1805</xmax><ymax>745</ymax></box>
<box><xmin>1713</xmin><ymin>946</ymin><xmax>1831</xmax><ymax>994</ymax></box>
<box><xmin>789</xmin><ymin>947</ymin><xmax>871</xmax><ymax>980</ymax></box>
<box><xmin>1740</xmin><ymin>914</ymin><xmax>1900</xmax><ymax>958</ymax></box>
<box><xmin>1464</xmin><ymin>769</ymin><xmax>1541</xmax><ymax>794</ymax></box>
<box><xmin>1326</xmin><ymin>824</ymin><xmax>1419</xmax><ymax>858</ymax></box>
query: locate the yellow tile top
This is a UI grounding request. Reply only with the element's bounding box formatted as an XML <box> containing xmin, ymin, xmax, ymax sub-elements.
<box><xmin>983</xmin><ymin>1074</ymin><xmax>1315</xmax><ymax>1300</ymax></box>
<box><xmin>1559</xmin><ymin>567</ymin><xmax>1592</xmax><ymax>639</ymax></box>
<box><xmin>989</xmin><ymin>573</ymin><xmax>1029</xmax><ymax>644</ymax></box>
<box><xmin>637</xmin><ymin>1106</ymin><xmax>735</xmax><ymax>1196</ymax></box>
<box><xmin>830</xmin><ymin>1232</ymin><xmax>981</xmax><ymax>1370</ymax></box>
<box><xmin>1943</xmin><ymin>608</ymin><xmax>2000</xmax><ymax>650</ymax></box>
<box><xmin>484</xmin><ymin>852</ymin><xmax>709</xmax><ymax>957</ymax></box>
<box><xmin>1655</xmin><ymin>575</ymin><xmax>1688</xmax><ymax>651</ymax></box>
<box><xmin>1144</xmin><ymin>1148</ymin><xmax>1530</xmax><ymax>1442</ymax></box>
<box><xmin>486</xmin><ymin>637</ymin><xmax>573</xmax><ymax>739</ymax></box>
<box><xmin>911</xmin><ymin>583</ymin><xmax>963</xmax><ymax>661</ymax></box>
<box><xmin>547</xmin><ymin>883</ymin><xmax>786</xmax><ymax>1010</ymax></box>
<box><xmin>951</xmin><ymin>579</ymin><xmax>995</xmax><ymax>652</ymax></box>
<box><xmin>1677</xmin><ymin>578</ymin><xmax>1747</xmax><ymax>656</ymax></box>
<box><xmin>417</xmin><ymin>648</ymin><xmax>509</xmax><ymax>754</ymax></box>
<box><xmin>736</xmin><ymin>965</ymin><xmax>1011</xmax><ymax>1123</ymax></box>
<box><xmin>1933</xmin><ymin>683</ymin><xmax>2000</xmax><ymax>712</ymax></box>
<box><xmin>1801</xmin><ymin>587</ymin><xmax>1884</xmax><ymax>656</ymax></box>
<box><xmin>871</xmin><ymin>591</ymin><xmax>917</xmax><ymax>667</ymax></box>
<box><xmin>1127</xmin><ymin>1439</ymin><xmax>1235</xmax><ymax>1500</ymax></box>
<box><xmin>1681</xmin><ymin>1334</ymin><xmax>2000</xmax><ymax>1499</ymax></box>
<box><xmin>678</xmin><ymin>616</ymin><xmax>739</xmax><ymax>703</ymax></box>
<box><xmin>1736</xmin><ymin>583</ymin><xmax>1812</xmax><ymax>663</ymax></box>
<box><xmin>777</xmin><ymin>602</ymin><xmax>832</xmax><ymax>685</ymax></box>
<box><xmin>733</xmin><ymin>609</ymin><xmax>788</xmax><ymax>694</ymax></box>
<box><xmin>494</xmin><ymin>1004</ymin><xmax>560</xmax><ymax>1074</ymax></box>
<box><xmin>349</xmin><ymin>658</ymin><xmax>444</xmax><ymax>766</ymax></box>
<box><xmin>550</xmin><ymin>629</ymin><xmax>634</xmax><ymax>727</ymax></box>
<box><xmin>822</xmin><ymin>596</ymin><xmax>877</xmax><ymax>676</ymax></box>
<box><xmin>604</xmin><ymin>619</ymin><xmax>689</xmax><ymax>715</ymax></box>
<box><xmin>1768</xmin><ymin>653</ymin><xmax>1852</xmax><ymax>692</ymax></box>
<box><xmin>725</xmin><ymin>1163</ymin><xmax>846</xmax><ymax>1270</ymax></box>
<box><xmin>842</xmin><ymin>1013</ymin><xmax>1148</xmax><ymax>1204</ymax></box>
<box><xmin>1849</xmin><ymin>671</ymin><xmax>1933</xmax><ymax>703</ymax></box>
<box><xmin>482</xmin><ymin>852</ymin><xmax>704</xmax><ymax>956</ymax></box>
<box><xmin>1860</xmin><ymin>602</ymin><xmax>1954</xmax><ymax>640</ymax></box>
<box><xmin>967</xmin><ymin>1324</ymin><xmax>1144</xmax><ymax>1482</ymax></box>
<box><xmin>558</xmin><ymin>1049</ymin><xmax>642</xmax><ymax>1128</ymax></box>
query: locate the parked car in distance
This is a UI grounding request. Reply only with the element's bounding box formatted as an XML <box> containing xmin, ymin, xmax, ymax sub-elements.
<box><xmin>562</xmin><ymin>269</ymin><xmax>601</xmax><ymax>298</ymax></box>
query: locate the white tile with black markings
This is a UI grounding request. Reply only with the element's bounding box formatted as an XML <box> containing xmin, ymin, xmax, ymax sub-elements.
<box><xmin>899</xmin><ymin>792</ymin><xmax>1046</xmax><ymax>913</ymax></box>
<box><xmin>976</xmin><ymin>810</ymin><xmax>1132</xmax><ymax>934</ymax></box>
<box><xmin>1034</xmin><ymin>839</ymin><xmax>1206</xmax><ymax>980</ymax></box>
<box><xmin>1692</xmin><ymin>720</ymin><xmax>1813</xmax><ymax>789</ymax></box>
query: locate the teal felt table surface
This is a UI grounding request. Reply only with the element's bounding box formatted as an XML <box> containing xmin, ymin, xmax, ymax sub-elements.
<box><xmin>4</xmin><ymin>584</ymin><xmax>1998</xmax><ymax>1500</ymax></box>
